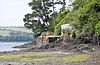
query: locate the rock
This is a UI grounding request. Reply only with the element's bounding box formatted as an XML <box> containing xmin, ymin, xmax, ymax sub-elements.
<box><xmin>8</xmin><ymin>64</ymin><xmax>12</xmax><ymax>65</ymax></box>
<box><xmin>77</xmin><ymin>44</ymin><xmax>94</xmax><ymax>53</ymax></box>
<box><xmin>13</xmin><ymin>41</ymin><xmax>36</xmax><ymax>48</ymax></box>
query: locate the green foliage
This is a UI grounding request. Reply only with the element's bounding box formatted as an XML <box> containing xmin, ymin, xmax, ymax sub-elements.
<box><xmin>0</xmin><ymin>27</ymin><xmax>34</xmax><ymax>42</ymax></box>
<box><xmin>75</xmin><ymin>0</ymin><xmax>100</xmax><ymax>36</ymax></box>
<box><xmin>23</xmin><ymin>0</ymin><xmax>100</xmax><ymax>37</ymax></box>
<box><xmin>52</xmin><ymin>10</ymin><xmax>70</xmax><ymax>35</ymax></box>
<box><xmin>53</xmin><ymin>0</ymin><xmax>100</xmax><ymax>36</ymax></box>
<box><xmin>23</xmin><ymin>0</ymin><xmax>69</xmax><ymax>37</ymax></box>
<box><xmin>23</xmin><ymin>0</ymin><xmax>54</xmax><ymax>37</ymax></box>
<box><xmin>23</xmin><ymin>0</ymin><xmax>66</xmax><ymax>37</ymax></box>
<box><xmin>95</xmin><ymin>21</ymin><xmax>100</xmax><ymax>35</ymax></box>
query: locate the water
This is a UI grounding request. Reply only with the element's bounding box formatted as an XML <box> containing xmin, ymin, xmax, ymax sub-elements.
<box><xmin>0</xmin><ymin>42</ymin><xmax>26</xmax><ymax>52</ymax></box>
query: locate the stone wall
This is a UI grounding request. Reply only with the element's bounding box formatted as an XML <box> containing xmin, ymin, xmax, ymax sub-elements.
<box><xmin>36</xmin><ymin>31</ymin><xmax>54</xmax><ymax>47</ymax></box>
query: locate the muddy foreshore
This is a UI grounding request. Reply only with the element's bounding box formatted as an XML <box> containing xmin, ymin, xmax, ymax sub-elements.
<box><xmin>0</xmin><ymin>40</ymin><xmax>100</xmax><ymax>65</ymax></box>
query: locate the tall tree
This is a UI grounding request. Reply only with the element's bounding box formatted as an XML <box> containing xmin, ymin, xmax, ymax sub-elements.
<box><xmin>23</xmin><ymin>0</ymin><xmax>67</xmax><ymax>37</ymax></box>
<box><xmin>23</xmin><ymin>0</ymin><xmax>55</xmax><ymax>37</ymax></box>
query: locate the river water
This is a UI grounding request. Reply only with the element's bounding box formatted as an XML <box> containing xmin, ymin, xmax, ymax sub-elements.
<box><xmin>0</xmin><ymin>42</ymin><xmax>26</xmax><ymax>52</ymax></box>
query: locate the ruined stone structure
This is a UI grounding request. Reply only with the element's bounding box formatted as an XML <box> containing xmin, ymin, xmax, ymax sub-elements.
<box><xmin>61</xmin><ymin>24</ymin><xmax>72</xmax><ymax>36</ymax></box>
<box><xmin>36</xmin><ymin>31</ymin><xmax>60</xmax><ymax>47</ymax></box>
<box><xmin>36</xmin><ymin>24</ymin><xmax>73</xmax><ymax>47</ymax></box>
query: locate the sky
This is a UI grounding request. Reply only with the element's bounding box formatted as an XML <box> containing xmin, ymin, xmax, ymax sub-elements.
<box><xmin>0</xmin><ymin>0</ymin><xmax>31</xmax><ymax>26</ymax></box>
<box><xmin>0</xmin><ymin>0</ymin><xmax>71</xmax><ymax>26</ymax></box>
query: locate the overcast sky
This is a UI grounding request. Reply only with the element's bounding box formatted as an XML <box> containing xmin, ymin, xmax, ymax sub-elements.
<box><xmin>0</xmin><ymin>0</ymin><xmax>31</xmax><ymax>26</ymax></box>
<box><xmin>0</xmin><ymin>0</ymin><xmax>70</xmax><ymax>26</ymax></box>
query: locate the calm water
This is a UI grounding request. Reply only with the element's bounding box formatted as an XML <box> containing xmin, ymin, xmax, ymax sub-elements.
<box><xmin>0</xmin><ymin>42</ymin><xmax>26</xmax><ymax>52</ymax></box>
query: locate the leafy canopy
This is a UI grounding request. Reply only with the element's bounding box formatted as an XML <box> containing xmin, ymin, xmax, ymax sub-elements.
<box><xmin>23</xmin><ymin>0</ymin><xmax>66</xmax><ymax>37</ymax></box>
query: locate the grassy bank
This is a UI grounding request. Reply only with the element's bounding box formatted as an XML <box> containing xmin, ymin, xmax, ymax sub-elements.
<box><xmin>0</xmin><ymin>52</ymin><xmax>90</xmax><ymax>63</ymax></box>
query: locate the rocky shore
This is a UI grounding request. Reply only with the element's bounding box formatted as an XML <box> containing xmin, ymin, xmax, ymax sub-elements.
<box><xmin>0</xmin><ymin>50</ymin><xmax>100</xmax><ymax>65</ymax></box>
<box><xmin>0</xmin><ymin>36</ymin><xmax>100</xmax><ymax>65</ymax></box>
<box><xmin>13</xmin><ymin>41</ymin><xmax>37</xmax><ymax>48</ymax></box>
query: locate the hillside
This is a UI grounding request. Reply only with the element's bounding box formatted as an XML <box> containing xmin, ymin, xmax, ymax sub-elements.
<box><xmin>0</xmin><ymin>26</ymin><xmax>34</xmax><ymax>42</ymax></box>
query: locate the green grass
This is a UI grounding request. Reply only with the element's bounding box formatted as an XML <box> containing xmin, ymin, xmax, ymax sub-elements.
<box><xmin>0</xmin><ymin>53</ymin><xmax>91</xmax><ymax>63</ymax></box>
<box><xmin>63</xmin><ymin>55</ymin><xmax>90</xmax><ymax>62</ymax></box>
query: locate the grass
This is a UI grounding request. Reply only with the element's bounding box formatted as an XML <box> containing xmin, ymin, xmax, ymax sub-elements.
<box><xmin>63</xmin><ymin>55</ymin><xmax>90</xmax><ymax>62</ymax></box>
<box><xmin>0</xmin><ymin>52</ymin><xmax>91</xmax><ymax>63</ymax></box>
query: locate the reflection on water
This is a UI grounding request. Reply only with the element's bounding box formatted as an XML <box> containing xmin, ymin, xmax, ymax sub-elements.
<box><xmin>0</xmin><ymin>42</ymin><xmax>26</xmax><ymax>52</ymax></box>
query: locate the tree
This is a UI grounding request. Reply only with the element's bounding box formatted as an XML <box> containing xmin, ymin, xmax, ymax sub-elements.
<box><xmin>23</xmin><ymin>0</ymin><xmax>54</xmax><ymax>37</ymax></box>
<box><xmin>23</xmin><ymin>0</ymin><xmax>67</xmax><ymax>37</ymax></box>
<box><xmin>95</xmin><ymin>21</ymin><xmax>100</xmax><ymax>35</ymax></box>
<box><xmin>74</xmin><ymin>0</ymin><xmax>100</xmax><ymax>36</ymax></box>
<box><xmin>53</xmin><ymin>10</ymin><xmax>70</xmax><ymax>35</ymax></box>
<box><xmin>52</xmin><ymin>0</ymin><xmax>100</xmax><ymax>36</ymax></box>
